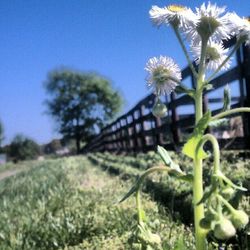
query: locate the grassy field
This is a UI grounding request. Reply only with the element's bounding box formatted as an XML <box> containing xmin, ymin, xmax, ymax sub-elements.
<box><xmin>0</xmin><ymin>151</ymin><xmax>249</xmax><ymax>249</ymax></box>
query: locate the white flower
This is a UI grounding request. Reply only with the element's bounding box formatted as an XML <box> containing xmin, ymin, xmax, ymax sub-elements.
<box><xmin>185</xmin><ymin>2</ymin><xmax>234</xmax><ymax>44</ymax></box>
<box><xmin>229</xmin><ymin>14</ymin><xmax>250</xmax><ymax>45</ymax></box>
<box><xmin>241</xmin><ymin>19</ymin><xmax>250</xmax><ymax>45</ymax></box>
<box><xmin>145</xmin><ymin>56</ymin><xmax>181</xmax><ymax>95</ymax></box>
<box><xmin>149</xmin><ymin>4</ymin><xmax>196</xmax><ymax>29</ymax></box>
<box><xmin>192</xmin><ymin>41</ymin><xmax>230</xmax><ymax>71</ymax></box>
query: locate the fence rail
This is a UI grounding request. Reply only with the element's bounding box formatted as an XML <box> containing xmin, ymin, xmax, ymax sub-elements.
<box><xmin>83</xmin><ymin>39</ymin><xmax>250</xmax><ymax>153</ymax></box>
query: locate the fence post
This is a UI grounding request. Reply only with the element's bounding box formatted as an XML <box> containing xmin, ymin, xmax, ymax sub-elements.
<box><xmin>132</xmin><ymin>111</ymin><xmax>138</xmax><ymax>152</ymax></box>
<box><xmin>170</xmin><ymin>93</ymin><xmax>180</xmax><ymax>147</ymax></box>
<box><xmin>140</xmin><ymin>104</ymin><xmax>147</xmax><ymax>152</ymax></box>
<box><xmin>242</xmin><ymin>44</ymin><xmax>250</xmax><ymax>148</ymax></box>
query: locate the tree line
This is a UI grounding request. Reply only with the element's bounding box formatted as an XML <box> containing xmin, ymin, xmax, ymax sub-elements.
<box><xmin>0</xmin><ymin>68</ymin><xmax>123</xmax><ymax>161</ymax></box>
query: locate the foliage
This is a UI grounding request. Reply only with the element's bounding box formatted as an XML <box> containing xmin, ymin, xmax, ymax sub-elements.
<box><xmin>44</xmin><ymin>69</ymin><xmax>123</xmax><ymax>153</ymax></box>
<box><xmin>8</xmin><ymin>134</ymin><xmax>40</xmax><ymax>162</ymax></box>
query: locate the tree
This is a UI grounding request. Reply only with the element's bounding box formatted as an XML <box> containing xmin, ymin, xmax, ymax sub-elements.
<box><xmin>44</xmin><ymin>69</ymin><xmax>123</xmax><ymax>154</ymax></box>
<box><xmin>9</xmin><ymin>134</ymin><xmax>40</xmax><ymax>162</ymax></box>
<box><xmin>44</xmin><ymin>139</ymin><xmax>62</xmax><ymax>155</ymax></box>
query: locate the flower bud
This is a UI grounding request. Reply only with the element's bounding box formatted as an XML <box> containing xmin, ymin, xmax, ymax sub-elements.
<box><xmin>213</xmin><ymin>218</ymin><xmax>236</xmax><ymax>240</ymax></box>
<box><xmin>152</xmin><ymin>99</ymin><xmax>167</xmax><ymax>118</ymax></box>
<box><xmin>200</xmin><ymin>218</ymin><xmax>211</xmax><ymax>230</ymax></box>
<box><xmin>230</xmin><ymin>210</ymin><xmax>249</xmax><ymax>229</ymax></box>
<box><xmin>221</xmin><ymin>187</ymin><xmax>235</xmax><ymax>200</ymax></box>
<box><xmin>200</xmin><ymin>212</ymin><xmax>217</xmax><ymax>230</ymax></box>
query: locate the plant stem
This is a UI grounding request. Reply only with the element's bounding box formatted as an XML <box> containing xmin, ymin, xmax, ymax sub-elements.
<box><xmin>217</xmin><ymin>195</ymin><xmax>236</xmax><ymax>213</ymax></box>
<box><xmin>136</xmin><ymin>189</ymin><xmax>143</xmax><ymax>223</ymax></box>
<box><xmin>193</xmin><ymin>38</ymin><xmax>208</xmax><ymax>250</ymax></box>
<box><xmin>135</xmin><ymin>166</ymin><xmax>170</xmax><ymax>224</ymax></box>
<box><xmin>211</xmin><ymin>107</ymin><xmax>250</xmax><ymax>121</ymax></box>
<box><xmin>197</xmin><ymin>134</ymin><xmax>220</xmax><ymax>174</ymax></box>
<box><xmin>173</xmin><ymin>27</ymin><xmax>198</xmax><ymax>78</ymax></box>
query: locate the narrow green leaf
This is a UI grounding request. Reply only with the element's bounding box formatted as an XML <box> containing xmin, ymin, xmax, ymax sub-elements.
<box><xmin>194</xmin><ymin>111</ymin><xmax>211</xmax><ymax>135</ymax></box>
<box><xmin>222</xmin><ymin>84</ymin><xmax>231</xmax><ymax>112</ymax></box>
<box><xmin>177</xmin><ymin>173</ymin><xmax>193</xmax><ymax>182</ymax></box>
<box><xmin>118</xmin><ymin>182</ymin><xmax>138</xmax><ymax>203</ymax></box>
<box><xmin>157</xmin><ymin>145</ymin><xmax>182</xmax><ymax>173</ymax></box>
<box><xmin>197</xmin><ymin>186</ymin><xmax>216</xmax><ymax>205</ymax></box>
<box><xmin>209</xmin><ymin>118</ymin><xmax>229</xmax><ymax>128</ymax></box>
<box><xmin>175</xmin><ymin>85</ymin><xmax>195</xmax><ymax>98</ymax></box>
<box><xmin>215</xmin><ymin>172</ymin><xmax>247</xmax><ymax>191</ymax></box>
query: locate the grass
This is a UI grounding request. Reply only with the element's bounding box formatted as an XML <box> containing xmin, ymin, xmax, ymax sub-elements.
<box><xmin>0</xmin><ymin>150</ymin><xmax>249</xmax><ymax>249</ymax></box>
<box><xmin>0</xmin><ymin>155</ymin><xmax>195</xmax><ymax>250</ymax></box>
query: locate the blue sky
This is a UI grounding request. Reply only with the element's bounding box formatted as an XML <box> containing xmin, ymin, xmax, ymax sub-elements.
<box><xmin>0</xmin><ymin>0</ymin><xmax>249</xmax><ymax>145</ymax></box>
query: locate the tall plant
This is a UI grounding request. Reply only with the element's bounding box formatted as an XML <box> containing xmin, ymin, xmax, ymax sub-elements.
<box><xmin>120</xmin><ymin>3</ymin><xmax>250</xmax><ymax>249</ymax></box>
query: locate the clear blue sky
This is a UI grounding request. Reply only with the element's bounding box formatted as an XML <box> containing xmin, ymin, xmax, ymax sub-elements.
<box><xmin>0</xmin><ymin>0</ymin><xmax>249</xmax><ymax>145</ymax></box>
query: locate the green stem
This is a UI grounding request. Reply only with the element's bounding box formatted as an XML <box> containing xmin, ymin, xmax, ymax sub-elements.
<box><xmin>206</xmin><ymin>40</ymin><xmax>242</xmax><ymax>82</ymax></box>
<box><xmin>211</xmin><ymin>107</ymin><xmax>250</xmax><ymax>121</ymax></box>
<box><xmin>196</xmin><ymin>134</ymin><xmax>220</xmax><ymax>174</ymax></box>
<box><xmin>136</xmin><ymin>189</ymin><xmax>143</xmax><ymax>223</ymax></box>
<box><xmin>135</xmin><ymin>166</ymin><xmax>170</xmax><ymax>224</ymax></box>
<box><xmin>173</xmin><ymin>27</ymin><xmax>198</xmax><ymax>78</ymax></box>
<box><xmin>217</xmin><ymin>195</ymin><xmax>236</xmax><ymax>213</ymax></box>
<box><xmin>197</xmin><ymin>134</ymin><xmax>221</xmax><ymax>214</ymax></box>
<box><xmin>193</xmin><ymin>38</ymin><xmax>208</xmax><ymax>250</ymax></box>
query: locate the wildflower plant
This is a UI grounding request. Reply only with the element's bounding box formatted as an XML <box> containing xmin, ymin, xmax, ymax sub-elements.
<box><xmin>120</xmin><ymin>2</ymin><xmax>250</xmax><ymax>250</ymax></box>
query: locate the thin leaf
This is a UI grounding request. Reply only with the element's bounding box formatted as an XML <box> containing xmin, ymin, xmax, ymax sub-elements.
<box><xmin>222</xmin><ymin>84</ymin><xmax>231</xmax><ymax>112</ymax></box>
<box><xmin>194</xmin><ymin>111</ymin><xmax>211</xmax><ymax>135</ymax></box>
<box><xmin>177</xmin><ymin>174</ymin><xmax>193</xmax><ymax>183</ymax></box>
<box><xmin>175</xmin><ymin>85</ymin><xmax>195</xmax><ymax>98</ymax></box>
<box><xmin>118</xmin><ymin>182</ymin><xmax>138</xmax><ymax>203</ymax></box>
<box><xmin>197</xmin><ymin>186</ymin><xmax>217</xmax><ymax>205</ymax></box>
<box><xmin>215</xmin><ymin>172</ymin><xmax>247</xmax><ymax>191</ymax></box>
<box><xmin>157</xmin><ymin>145</ymin><xmax>182</xmax><ymax>173</ymax></box>
<box><xmin>209</xmin><ymin>118</ymin><xmax>229</xmax><ymax>128</ymax></box>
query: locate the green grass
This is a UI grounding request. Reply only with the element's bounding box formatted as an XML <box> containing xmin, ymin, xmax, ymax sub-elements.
<box><xmin>88</xmin><ymin>150</ymin><xmax>250</xmax><ymax>249</ymax></box>
<box><xmin>0</xmin><ymin>156</ymin><xmax>195</xmax><ymax>250</ymax></box>
<box><xmin>0</xmin><ymin>150</ymin><xmax>249</xmax><ymax>249</ymax></box>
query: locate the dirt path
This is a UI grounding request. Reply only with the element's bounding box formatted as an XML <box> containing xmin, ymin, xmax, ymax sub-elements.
<box><xmin>0</xmin><ymin>169</ymin><xmax>22</xmax><ymax>181</ymax></box>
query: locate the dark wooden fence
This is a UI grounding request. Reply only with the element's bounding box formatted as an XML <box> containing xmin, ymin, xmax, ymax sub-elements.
<box><xmin>83</xmin><ymin>40</ymin><xmax>250</xmax><ymax>153</ymax></box>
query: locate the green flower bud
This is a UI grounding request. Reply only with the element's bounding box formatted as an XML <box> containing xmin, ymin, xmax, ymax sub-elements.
<box><xmin>152</xmin><ymin>100</ymin><xmax>167</xmax><ymax>118</ymax></box>
<box><xmin>230</xmin><ymin>210</ymin><xmax>249</xmax><ymax>229</ymax></box>
<box><xmin>200</xmin><ymin>212</ymin><xmax>218</xmax><ymax>230</ymax></box>
<box><xmin>137</xmin><ymin>222</ymin><xmax>161</xmax><ymax>247</ymax></box>
<box><xmin>200</xmin><ymin>218</ymin><xmax>212</xmax><ymax>230</ymax></box>
<box><xmin>213</xmin><ymin>218</ymin><xmax>236</xmax><ymax>240</ymax></box>
<box><xmin>221</xmin><ymin>187</ymin><xmax>235</xmax><ymax>200</ymax></box>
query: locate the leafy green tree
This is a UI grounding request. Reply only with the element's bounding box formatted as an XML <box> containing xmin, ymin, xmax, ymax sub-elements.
<box><xmin>9</xmin><ymin>134</ymin><xmax>40</xmax><ymax>162</ymax></box>
<box><xmin>44</xmin><ymin>69</ymin><xmax>122</xmax><ymax>153</ymax></box>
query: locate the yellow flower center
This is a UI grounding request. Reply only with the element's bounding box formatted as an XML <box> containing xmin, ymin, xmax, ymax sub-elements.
<box><xmin>167</xmin><ymin>4</ymin><xmax>186</xmax><ymax>13</ymax></box>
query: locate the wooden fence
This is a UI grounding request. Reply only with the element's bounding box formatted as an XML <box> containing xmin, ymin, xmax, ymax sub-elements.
<box><xmin>83</xmin><ymin>39</ymin><xmax>250</xmax><ymax>153</ymax></box>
